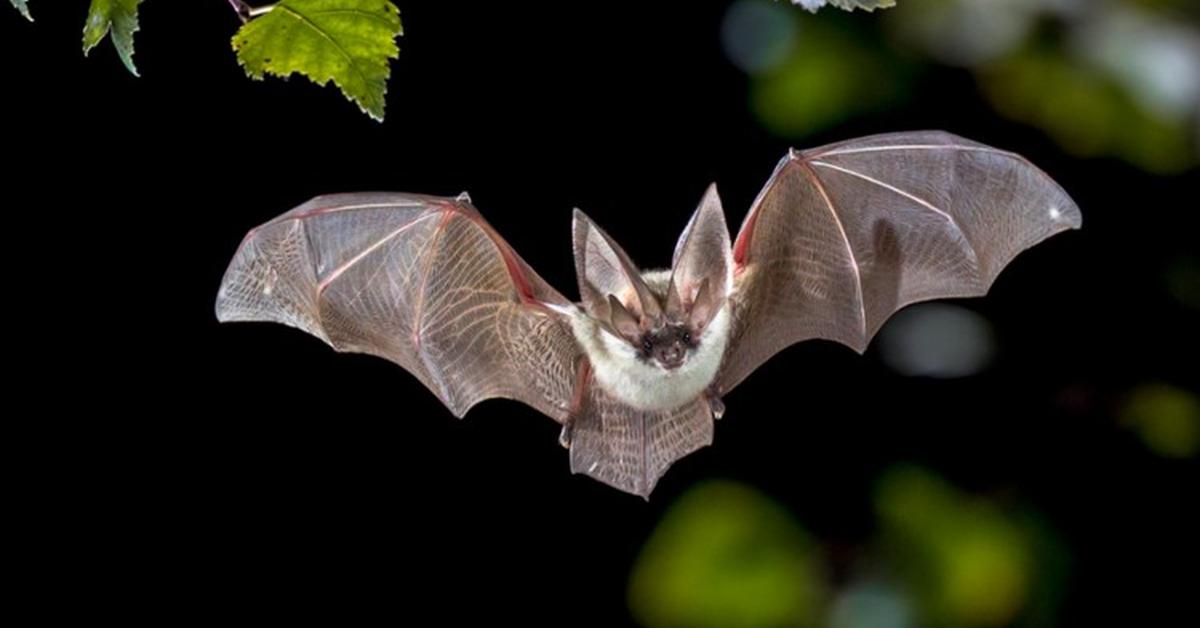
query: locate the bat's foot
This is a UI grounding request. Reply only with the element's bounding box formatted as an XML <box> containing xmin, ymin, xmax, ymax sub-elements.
<box><xmin>706</xmin><ymin>393</ymin><xmax>725</xmax><ymax>420</ymax></box>
<box><xmin>558</xmin><ymin>422</ymin><xmax>573</xmax><ymax>449</ymax></box>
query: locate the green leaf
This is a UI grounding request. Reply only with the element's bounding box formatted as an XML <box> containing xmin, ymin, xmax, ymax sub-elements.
<box><xmin>82</xmin><ymin>0</ymin><xmax>143</xmax><ymax>76</ymax></box>
<box><xmin>10</xmin><ymin>0</ymin><xmax>32</xmax><ymax>21</ymax></box>
<box><xmin>233</xmin><ymin>0</ymin><xmax>403</xmax><ymax>121</ymax></box>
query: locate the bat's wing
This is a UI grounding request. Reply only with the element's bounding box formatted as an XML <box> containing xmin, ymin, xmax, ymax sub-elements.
<box><xmin>216</xmin><ymin>193</ymin><xmax>580</xmax><ymax>422</ymax></box>
<box><xmin>717</xmin><ymin>131</ymin><xmax>1081</xmax><ymax>394</ymax></box>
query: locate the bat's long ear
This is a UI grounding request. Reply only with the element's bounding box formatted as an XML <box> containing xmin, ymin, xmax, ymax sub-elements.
<box><xmin>573</xmin><ymin>209</ymin><xmax>662</xmax><ymax>327</ymax></box>
<box><xmin>667</xmin><ymin>184</ymin><xmax>732</xmax><ymax>331</ymax></box>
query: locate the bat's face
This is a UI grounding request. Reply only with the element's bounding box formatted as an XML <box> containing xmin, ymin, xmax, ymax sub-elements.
<box><xmin>596</xmin><ymin>282</ymin><xmax>707</xmax><ymax>371</ymax></box>
<box><xmin>635</xmin><ymin>321</ymin><xmax>697</xmax><ymax>370</ymax></box>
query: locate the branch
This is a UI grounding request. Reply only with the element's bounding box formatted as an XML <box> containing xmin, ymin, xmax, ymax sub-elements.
<box><xmin>227</xmin><ymin>0</ymin><xmax>276</xmax><ymax>23</ymax></box>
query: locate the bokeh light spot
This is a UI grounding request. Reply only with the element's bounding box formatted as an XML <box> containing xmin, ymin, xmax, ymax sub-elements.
<box><xmin>1120</xmin><ymin>383</ymin><xmax>1200</xmax><ymax>458</ymax></box>
<box><xmin>829</xmin><ymin>580</ymin><xmax>914</xmax><ymax>628</ymax></box>
<box><xmin>878</xmin><ymin>303</ymin><xmax>995</xmax><ymax>378</ymax></box>
<box><xmin>722</xmin><ymin>0</ymin><xmax>798</xmax><ymax>74</ymax></box>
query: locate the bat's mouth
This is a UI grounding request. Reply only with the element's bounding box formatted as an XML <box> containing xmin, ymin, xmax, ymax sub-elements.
<box><xmin>657</xmin><ymin>357</ymin><xmax>686</xmax><ymax>370</ymax></box>
<box><xmin>654</xmin><ymin>340</ymin><xmax>688</xmax><ymax>370</ymax></box>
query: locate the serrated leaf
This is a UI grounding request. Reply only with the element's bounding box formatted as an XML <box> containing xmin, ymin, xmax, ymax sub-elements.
<box><xmin>233</xmin><ymin>0</ymin><xmax>403</xmax><ymax>122</ymax></box>
<box><xmin>792</xmin><ymin>0</ymin><xmax>897</xmax><ymax>12</ymax></box>
<box><xmin>82</xmin><ymin>0</ymin><xmax>142</xmax><ymax>76</ymax></box>
<box><xmin>10</xmin><ymin>0</ymin><xmax>32</xmax><ymax>21</ymax></box>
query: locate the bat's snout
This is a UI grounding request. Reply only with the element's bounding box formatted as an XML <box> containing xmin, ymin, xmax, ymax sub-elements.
<box><xmin>655</xmin><ymin>342</ymin><xmax>687</xmax><ymax>370</ymax></box>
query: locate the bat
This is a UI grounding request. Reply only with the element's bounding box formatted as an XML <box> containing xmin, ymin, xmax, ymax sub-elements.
<box><xmin>216</xmin><ymin>131</ymin><xmax>1081</xmax><ymax>497</ymax></box>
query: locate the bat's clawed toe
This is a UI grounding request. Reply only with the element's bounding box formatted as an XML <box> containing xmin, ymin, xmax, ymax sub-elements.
<box><xmin>558</xmin><ymin>422</ymin><xmax>573</xmax><ymax>449</ymax></box>
<box><xmin>707</xmin><ymin>394</ymin><xmax>725</xmax><ymax>420</ymax></box>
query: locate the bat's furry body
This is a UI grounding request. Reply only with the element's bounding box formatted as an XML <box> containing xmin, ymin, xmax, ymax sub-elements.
<box><xmin>217</xmin><ymin>131</ymin><xmax>1081</xmax><ymax>497</ymax></box>
<box><xmin>565</xmin><ymin>269</ymin><xmax>732</xmax><ymax>411</ymax></box>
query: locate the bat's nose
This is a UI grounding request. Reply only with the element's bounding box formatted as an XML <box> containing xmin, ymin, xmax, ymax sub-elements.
<box><xmin>657</xmin><ymin>343</ymin><xmax>685</xmax><ymax>369</ymax></box>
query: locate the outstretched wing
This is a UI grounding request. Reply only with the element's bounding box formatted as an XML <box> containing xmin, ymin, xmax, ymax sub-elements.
<box><xmin>717</xmin><ymin>131</ymin><xmax>1081</xmax><ymax>393</ymax></box>
<box><xmin>216</xmin><ymin>192</ymin><xmax>580</xmax><ymax>422</ymax></box>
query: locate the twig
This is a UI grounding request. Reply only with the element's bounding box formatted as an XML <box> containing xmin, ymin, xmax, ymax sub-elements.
<box><xmin>227</xmin><ymin>0</ymin><xmax>277</xmax><ymax>23</ymax></box>
<box><xmin>227</xmin><ymin>0</ymin><xmax>250</xmax><ymax>22</ymax></box>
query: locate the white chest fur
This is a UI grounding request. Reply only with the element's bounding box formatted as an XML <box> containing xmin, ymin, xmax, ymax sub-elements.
<box><xmin>567</xmin><ymin>303</ymin><xmax>731</xmax><ymax>411</ymax></box>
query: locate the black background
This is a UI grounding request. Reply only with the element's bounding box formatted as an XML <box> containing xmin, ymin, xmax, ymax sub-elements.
<box><xmin>6</xmin><ymin>2</ymin><xmax>1196</xmax><ymax>624</ymax></box>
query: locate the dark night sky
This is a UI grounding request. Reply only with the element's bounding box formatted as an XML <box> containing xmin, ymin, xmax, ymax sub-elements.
<box><xmin>6</xmin><ymin>2</ymin><xmax>1196</xmax><ymax>625</ymax></box>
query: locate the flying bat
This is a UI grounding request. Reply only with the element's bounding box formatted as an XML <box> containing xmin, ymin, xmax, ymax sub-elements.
<box><xmin>216</xmin><ymin>131</ymin><xmax>1081</xmax><ymax>497</ymax></box>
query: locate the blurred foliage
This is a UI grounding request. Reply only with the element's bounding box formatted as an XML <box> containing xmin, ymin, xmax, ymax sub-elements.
<box><xmin>1165</xmin><ymin>256</ymin><xmax>1200</xmax><ymax>311</ymax></box>
<box><xmin>727</xmin><ymin>0</ymin><xmax>1200</xmax><ymax>172</ymax></box>
<box><xmin>875</xmin><ymin>466</ymin><xmax>1036</xmax><ymax>627</ymax></box>
<box><xmin>629</xmin><ymin>481</ymin><xmax>825</xmax><ymax>628</ymax></box>
<box><xmin>980</xmin><ymin>48</ymin><xmax>1193</xmax><ymax>173</ymax></box>
<box><xmin>631</xmin><ymin>470</ymin><xmax>1069</xmax><ymax>627</ymax></box>
<box><xmin>751</xmin><ymin>17</ymin><xmax>912</xmax><ymax>137</ymax></box>
<box><xmin>1120</xmin><ymin>383</ymin><xmax>1200</xmax><ymax>458</ymax></box>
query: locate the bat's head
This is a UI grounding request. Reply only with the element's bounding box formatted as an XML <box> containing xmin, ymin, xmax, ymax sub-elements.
<box><xmin>573</xmin><ymin>185</ymin><xmax>733</xmax><ymax>371</ymax></box>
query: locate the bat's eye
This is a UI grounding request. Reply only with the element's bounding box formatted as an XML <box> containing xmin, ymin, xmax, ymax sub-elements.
<box><xmin>682</xmin><ymin>331</ymin><xmax>692</xmax><ymax>344</ymax></box>
<box><xmin>642</xmin><ymin>339</ymin><xmax>653</xmax><ymax>353</ymax></box>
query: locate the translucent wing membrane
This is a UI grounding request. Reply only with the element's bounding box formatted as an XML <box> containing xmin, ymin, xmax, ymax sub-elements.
<box><xmin>719</xmin><ymin>131</ymin><xmax>1081</xmax><ymax>393</ymax></box>
<box><xmin>216</xmin><ymin>193</ymin><xmax>580</xmax><ymax>421</ymax></box>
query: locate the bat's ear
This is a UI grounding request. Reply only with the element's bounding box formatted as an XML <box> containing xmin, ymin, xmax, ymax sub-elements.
<box><xmin>607</xmin><ymin>295</ymin><xmax>643</xmax><ymax>340</ymax></box>
<box><xmin>668</xmin><ymin>184</ymin><xmax>732</xmax><ymax>328</ymax></box>
<box><xmin>573</xmin><ymin>209</ymin><xmax>662</xmax><ymax>324</ymax></box>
